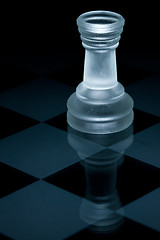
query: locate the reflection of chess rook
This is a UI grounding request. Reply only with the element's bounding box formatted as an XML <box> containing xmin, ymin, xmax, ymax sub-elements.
<box><xmin>83</xmin><ymin>151</ymin><xmax>121</xmax><ymax>203</ymax></box>
<box><xmin>68</xmin><ymin>125</ymin><xmax>133</xmax><ymax>233</ymax></box>
<box><xmin>67</xmin><ymin>11</ymin><xmax>134</xmax><ymax>134</ymax></box>
<box><xmin>80</xmin><ymin>151</ymin><xmax>123</xmax><ymax>232</ymax></box>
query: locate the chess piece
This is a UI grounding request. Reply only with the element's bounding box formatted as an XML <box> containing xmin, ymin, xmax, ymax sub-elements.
<box><xmin>67</xmin><ymin>11</ymin><xmax>134</xmax><ymax>134</ymax></box>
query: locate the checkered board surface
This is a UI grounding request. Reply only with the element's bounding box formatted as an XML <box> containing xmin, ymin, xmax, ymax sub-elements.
<box><xmin>0</xmin><ymin>51</ymin><xmax>160</xmax><ymax>240</ymax></box>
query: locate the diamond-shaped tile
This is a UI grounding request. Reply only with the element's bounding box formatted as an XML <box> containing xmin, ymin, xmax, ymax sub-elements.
<box><xmin>45</xmin><ymin>161</ymin><xmax>86</xmax><ymax>198</ymax></box>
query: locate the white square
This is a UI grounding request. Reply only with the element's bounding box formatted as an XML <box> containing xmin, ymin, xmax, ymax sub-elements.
<box><xmin>0</xmin><ymin>181</ymin><xmax>87</xmax><ymax>240</ymax></box>
<box><xmin>0</xmin><ymin>123</ymin><xmax>105</xmax><ymax>178</ymax></box>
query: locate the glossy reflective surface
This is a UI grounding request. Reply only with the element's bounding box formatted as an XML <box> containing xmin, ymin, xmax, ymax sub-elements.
<box><xmin>0</xmin><ymin>51</ymin><xmax>160</xmax><ymax>239</ymax></box>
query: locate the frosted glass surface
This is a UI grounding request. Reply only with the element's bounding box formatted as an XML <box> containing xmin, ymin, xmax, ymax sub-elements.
<box><xmin>83</xmin><ymin>50</ymin><xmax>117</xmax><ymax>90</ymax></box>
<box><xmin>67</xmin><ymin>10</ymin><xmax>134</xmax><ymax>134</ymax></box>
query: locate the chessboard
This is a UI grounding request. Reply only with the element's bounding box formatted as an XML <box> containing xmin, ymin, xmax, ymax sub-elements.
<box><xmin>0</xmin><ymin>50</ymin><xmax>160</xmax><ymax>239</ymax></box>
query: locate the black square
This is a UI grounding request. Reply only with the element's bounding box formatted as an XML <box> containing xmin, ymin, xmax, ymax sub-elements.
<box><xmin>0</xmin><ymin>106</ymin><xmax>40</xmax><ymax>139</ymax></box>
<box><xmin>0</xmin><ymin>162</ymin><xmax>38</xmax><ymax>198</ymax></box>
<box><xmin>44</xmin><ymin>153</ymin><xmax>160</xmax><ymax>207</ymax></box>
<box><xmin>0</xmin><ymin>60</ymin><xmax>40</xmax><ymax>92</ymax></box>
<box><xmin>133</xmin><ymin>108</ymin><xmax>160</xmax><ymax>134</ymax></box>
<box><xmin>44</xmin><ymin>161</ymin><xmax>86</xmax><ymax>198</ymax></box>
<box><xmin>45</xmin><ymin>112</ymin><xmax>67</xmax><ymax>132</ymax></box>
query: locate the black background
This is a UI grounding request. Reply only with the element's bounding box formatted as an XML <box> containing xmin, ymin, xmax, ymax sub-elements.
<box><xmin>0</xmin><ymin>2</ymin><xmax>159</xmax><ymax>56</ymax></box>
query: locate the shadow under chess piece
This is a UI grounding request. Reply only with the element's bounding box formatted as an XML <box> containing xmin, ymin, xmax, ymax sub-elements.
<box><xmin>67</xmin><ymin>11</ymin><xmax>134</xmax><ymax>134</ymax></box>
<box><xmin>67</xmin><ymin>124</ymin><xmax>133</xmax><ymax>233</ymax></box>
